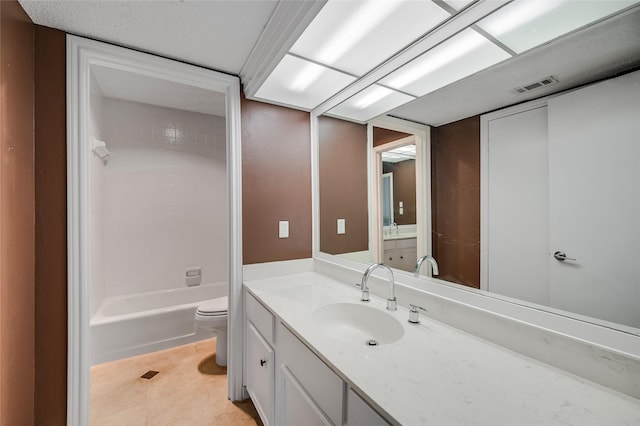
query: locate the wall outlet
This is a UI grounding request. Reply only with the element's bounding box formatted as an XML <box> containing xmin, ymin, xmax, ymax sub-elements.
<box><xmin>337</xmin><ymin>218</ymin><xmax>346</xmax><ymax>235</ymax></box>
<box><xmin>279</xmin><ymin>220</ymin><xmax>289</xmax><ymax>238</ymax></box>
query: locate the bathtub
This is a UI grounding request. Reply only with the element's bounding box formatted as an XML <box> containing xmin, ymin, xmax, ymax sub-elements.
<box><xmin>90</xmin><ymin>281</ymin><xmax>227</xmax><ymax>365</ymax></box>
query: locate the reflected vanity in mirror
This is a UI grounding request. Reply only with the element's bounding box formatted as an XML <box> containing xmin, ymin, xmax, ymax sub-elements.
<box><xmin>316</xmin><ymin>4</ymin><xmax>640</xmax><ymax>337</ymax></box>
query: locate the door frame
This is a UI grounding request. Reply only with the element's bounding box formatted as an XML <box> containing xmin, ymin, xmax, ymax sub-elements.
<box><xmin>368</xmin><ymin>117</ymin><xmax>430</xmax><ymax>266</ymax></box>
<box><xmin>66</xmin><ymin>35</ymin><xmax>244</xmax><ymax>425</ymax></box>
<box><xmin>479</xmin><ymin>98</ymin><xmax>549</xmax><ymax>293</ymax></box>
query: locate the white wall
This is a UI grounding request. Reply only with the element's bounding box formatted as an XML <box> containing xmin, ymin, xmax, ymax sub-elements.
<box><xmin>101</xmin><ymin>98</ymin><xmax>227</xmax><ymax>298</ymax></box>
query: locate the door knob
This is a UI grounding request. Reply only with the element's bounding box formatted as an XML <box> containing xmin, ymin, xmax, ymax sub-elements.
<box><xmin>260</xmin><ymin>359</ymin><xmax>266</xmax><ymax>367</ymax></box>
<box><xmin>553</xmin><ymin>251</ymin><xmax>576</xmax><ymax>262</ymax></box>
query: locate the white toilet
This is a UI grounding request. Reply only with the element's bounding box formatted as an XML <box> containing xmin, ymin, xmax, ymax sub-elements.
<box><xmin>194</xmin><ymin>296</ymin><xmax>228</xmax><ymax>366</ymax></box>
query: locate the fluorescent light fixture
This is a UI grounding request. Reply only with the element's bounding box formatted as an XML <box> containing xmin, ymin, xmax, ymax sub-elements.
<box><xmin>314</xmin><ymin>1</ymin><xmax>403</xmax><ymax>66</ymax></box>
<box><xmin>380</xmin><ymin>28</ymin><xmax>511</xmax><ymax>96</ymax></box>
<box><xmin>441</xmin><ymin>0</ymin><xmax>476</xmax><ymax>11</ymax></box>
<box><xmin>354</xmin><ymin>86</ymin><xmax>394</xmax><ymax>109</ymax></box>
<box><xmin>382</xmin><ymin>144</ymin><xmax>416</xmax><ymax>163</ymax></box>
<box><xmin>255</xmin><ymin>55</ymin><xmax>356</xmax><ymax>110</ymax></box>
<box><xmin>290</xmin><ymin>0</ymin><xmax>451</xmax><ymax>76</ymax></box>
<box><xmin>328</xmin><ymin>85</ymin><xmax>415</xmax><ymax>123</ymax></box>
<box><xmin>478</xmin><ymin>0</ymin><xmax>639</xmax><ymax>53</ymax></box>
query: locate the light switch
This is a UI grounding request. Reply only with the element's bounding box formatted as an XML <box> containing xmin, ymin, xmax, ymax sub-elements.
<box><xmin>279</xmin><ymin>221</ymin><xmax>289</xmax><ymax>238</ymax></box>
<box><xmin>337</xmin><ymin>218</ymin><xmax>346</xmax><ymax>235</ymax></box>
<box><xmin>399</xmin><ymin>201</ymin><xmax>404</xmax><ymax>208</ymax></box>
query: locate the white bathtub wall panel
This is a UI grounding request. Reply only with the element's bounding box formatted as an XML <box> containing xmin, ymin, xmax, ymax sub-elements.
<box><xmin>102</xmin><ymin>99</ymin><xmax>227</xmax><ymax>297</ymax></box>
<box><xmin>89</xmin><ymin>74</ymin><xmax>107</xmax><ymax>317</ymax></box>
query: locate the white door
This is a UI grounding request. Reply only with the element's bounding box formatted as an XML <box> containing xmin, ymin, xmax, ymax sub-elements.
<box><xmin>484</xmin><ymin>105</ymin><xmax>550</xmax><ymax>305</ymax></box>
<box><xmin>547</xmin><ymin>71</ymin><xmax>640</xmax><ymax>328</ymax></box>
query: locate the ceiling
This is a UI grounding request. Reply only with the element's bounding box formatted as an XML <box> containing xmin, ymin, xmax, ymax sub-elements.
<box><xmin>19</xmin><ymin>0</ymin><xmax>640</xmax><ymax>127</ymax></box>
<box><xmin>389</xmin><ymin>5</ymin><xmax>640</xmax><ymax>126</ymax></box>
<box><xmin>18</xmin><ymin>0</ymin><xmax>279</xmax><ymax>75</ymax></box>
<box><xmin>91</xmin><ymin>65</ymin><xmax>227</xmax><ymax>117</ymax></box>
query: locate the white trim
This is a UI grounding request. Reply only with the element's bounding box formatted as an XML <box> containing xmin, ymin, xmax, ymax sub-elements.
<box><xmin>241</xmin><ymin>0</ymin><xmax>326</xmax><ymax>99</ymax></box>
<box><xmin>311</xmin><ymin>111</ymin><xmax>320</xmax><ymax>257</ymax></box>
<box><xmin>368</xmin><ymin>117</ymin><xmax>431</xmax><ymax>266</ymax></box>
<box><xmin>479</xmin><ymin>97</ymin><xmax>550</xmax><ymax>292</ymax></box>
<box><xmin>67</xmin><ymin>35</ymin><xmax>243</xmax><ymax>425</ymax></box>
<box><xmin>311</xmin><ymin>1</ymin><xmax>509</xmax><ymax>116</ymax></box>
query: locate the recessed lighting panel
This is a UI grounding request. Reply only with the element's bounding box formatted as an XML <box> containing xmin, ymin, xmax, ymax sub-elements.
<box><xmin>328</xmin><ymin>85</ymin><xmax>415</xmax><ymax>122</ymax></box>
<box><xmin>380</xmin><ymin>28</ymin><xmax>511</xmax><ymax>97</ymax></box>
<box><xmin>290</xmin><ymin>0</ymin><xmax>451</xmax><ymax>77</ymax></box>
<box><xmin>478</xmin><ymin>0</ymin><xmax>639</xmax><ymax>54</ymax></box>
<box><xmin>255</xmin><ymin>55</ymin><xmax>356</xmax><ymax>110</ymax></box>
<box><xmin>441</xmin><ymin>0</ymin><xmax>476</xmax><ymax>11</ymax></box>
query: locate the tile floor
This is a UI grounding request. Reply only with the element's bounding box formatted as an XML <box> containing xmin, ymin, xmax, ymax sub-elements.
<box><xmin>91</xmin><ymin>338</ymin><xmax>263</xmax><ymax>426</ymax></box>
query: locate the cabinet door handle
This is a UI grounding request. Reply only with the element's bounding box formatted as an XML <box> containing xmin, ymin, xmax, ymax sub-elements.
<box><xmin>260</xmin><ymin>359</ymin><xmax>266</xmax><ymax>367</ymax></box>
<box><xmin>553</xmin><ymin>251</ymin><xmax>576</xmax><ymax>262</ymax></box>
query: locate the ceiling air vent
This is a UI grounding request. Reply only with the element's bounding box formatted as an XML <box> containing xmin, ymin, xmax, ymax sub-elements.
<box><xmin>514</xmin><ymin>76</ymin><xmax>559</xmax><ymax>94</ymax></box>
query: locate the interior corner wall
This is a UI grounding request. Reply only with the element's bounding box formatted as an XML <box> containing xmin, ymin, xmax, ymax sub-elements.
<box><xmin>0</xmin><ymin>1</ymin><xmax>35</xmax><ymax>424</ymax></box>
<box><xmin>241</xmin><ymin>96</ymin><xmax>312</xmax><ymax>264</ymax></box>
<box><xmin>318</xmin><ymin>116</ymin><xmax>368</xmax><ymax>255</ymax></box>
<box><xmin>34</xmin><ymin>25</ymin><xmax>68</xmax><ymax>425</ymax></box>
<box><xmin>431</xmin><ymin>116</ymin><xmax>481</xmax><ymax>288</ymax></box>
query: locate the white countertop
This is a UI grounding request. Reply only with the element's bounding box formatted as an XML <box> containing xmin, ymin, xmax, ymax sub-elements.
<box><xmin>244</xmin><ymin>272</ymin><xmax>640</xmax><ymax>426</ymax></box>
<box><xmin>383</xmin><ymin>232</ymin><xmax>417</xmax><ymax>241</ymax></box>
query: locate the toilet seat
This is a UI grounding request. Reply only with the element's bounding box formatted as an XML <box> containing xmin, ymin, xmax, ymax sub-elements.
<box><xmin>196</xmin><ymin>296</ymin><xmax>228</xmax><ymax>317</ymax></box>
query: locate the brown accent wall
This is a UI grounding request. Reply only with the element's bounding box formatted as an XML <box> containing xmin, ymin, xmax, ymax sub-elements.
<box><xmin>431</xmin><ymin>116</ymin><xmax>481</xmax><ymax>288</ymax></box>
<box><xmin>34</xmin><ymin>25</ymin><xmax>68</xmax><ymax>425</ymax></box>
<box><xmin>373</xmin><ymin>127</ymin><xmax>411</xmax><ymax>147</ymax></box>
<box><xmin>241</xmin><ymin>97</ymin><xmax>312</xmax><ymax>264</ymax></box>
<box><xmin>0</xmin><ymin>1</ymin><xmax>36</xmax><ymax>424</ymax></box>
<box><xmin>318</xmin><ymin>116</ymin><xmax>368</xmax><ymax>254</ymax></box>
<box><xmin>383</xmin><ymin>160</ymin><xmax>416</xmax><ymax>225</ymax></box>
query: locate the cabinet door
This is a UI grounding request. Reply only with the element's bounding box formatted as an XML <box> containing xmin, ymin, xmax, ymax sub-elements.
<box><xmin>247</xmin><ymin>323</ymin><xmax>274</xmax><ymax>426</ymax></box>
<box><xmin>346</xmin><ymin>388</ymin><xmax>390</xmax><ymax>426</ymax></box>
<box><xmin>280</xmin><ymin>366</ymin><xmax>333</xmax><ymax>426</ymax></box>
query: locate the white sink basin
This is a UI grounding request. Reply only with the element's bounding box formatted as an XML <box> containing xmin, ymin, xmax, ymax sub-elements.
<box><xmin>311</xmin><ymin>303</ymin><xmax>404</xmax><ymax>346</ymax></box>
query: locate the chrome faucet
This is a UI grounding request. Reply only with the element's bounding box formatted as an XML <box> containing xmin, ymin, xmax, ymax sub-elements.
<box><xmin>414</xmin><ymin>255</ymin><xmax>439</xmax><ymax>278</ymax></box>
<box><xmin>361</xmin><ymin>263</ymin><xmax>397</xmax><ymax>311</ymax></box>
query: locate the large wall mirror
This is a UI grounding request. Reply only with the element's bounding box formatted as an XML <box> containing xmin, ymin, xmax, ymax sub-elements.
<box><xmin>315</xmin><ymin>4</ymin><xmax>640</xmax><ymax>338</ymax></box>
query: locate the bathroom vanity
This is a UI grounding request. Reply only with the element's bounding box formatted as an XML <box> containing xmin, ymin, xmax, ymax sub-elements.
<box><xmin>244</xmin><ymin>270</ymin><xmax>640</xmax><ymax>426</ymax></box>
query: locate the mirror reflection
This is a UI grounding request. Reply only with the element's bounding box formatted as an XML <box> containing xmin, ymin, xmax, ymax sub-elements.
<box><xmin>317</xmin><ymin>6</ymin><xmax>640</xmax><ymax>335</ymax></box>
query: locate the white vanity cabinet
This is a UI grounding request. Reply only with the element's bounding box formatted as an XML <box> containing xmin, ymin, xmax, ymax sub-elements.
<box><xmin>244</xmin><ymin>289</ymin><xmax>392</xmax><ymax>426</ymax></box>
<box><xmin>276</xmin><ymin>322</ymin><xmax>343</xmax><ymax>425</ymax></box>
<box><xmin>345</xmin><ymin>388</ymin><xmax>391</xmax><ymax>426</ymax></box>
<box><xmin>245</xmin><ymin>293</ymin><xmax>275</xmax><ymax>426</ymax></box>
<box><xmin>383</xmin><ymin>237</ymin><xmax>417</xmax><ymax>272</ymax></box>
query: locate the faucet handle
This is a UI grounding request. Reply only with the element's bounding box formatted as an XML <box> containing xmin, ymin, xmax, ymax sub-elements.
<box><xmin>408</xmin><ymin>304</ymin><xmax>427</xmax><ymax>324</ymax></box>
<box><xmin>386</xmin><ymin>297</ymin><xmax>397</xmax><ymax>311</ymax></box>
<box><xmin>355</xmin><ymin>283</ymin><xmax>370</xmax><ymax>302</ymax></box>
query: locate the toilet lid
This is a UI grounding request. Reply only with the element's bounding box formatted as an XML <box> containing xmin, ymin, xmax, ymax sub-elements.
<box><xmin>196</xmin><ymin>296</ymin><xmax>228</xmax><ymax>316</ymax></box>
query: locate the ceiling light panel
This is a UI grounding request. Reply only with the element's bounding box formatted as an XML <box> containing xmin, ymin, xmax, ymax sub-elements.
<box><xmin>328</xmin><ymin>84</ymin><xmax>415</xmax><ymax>122</ymax></box>
<box><xmin>380</xmin><ymin>28</ymin><xmax>511</xmax><ymax>97</ymax></box>
<box><xmin>289</xmin><ymin>0</ymin><xmax>451</xmax><ymax>77</ymax></box>
<box><xmin>477</xmin><ymin>0</ymin><xmax>639</xmax><ymax>54</ymax></box>
<box><xmin>255</xmin><ymin>55</ymin><xmax>356</xmax><ymax>110</ymax></box>
<box><xmin>441</xmin><ymin>0</ymin><xmax>476</xmax><ymax>11</ymax></box>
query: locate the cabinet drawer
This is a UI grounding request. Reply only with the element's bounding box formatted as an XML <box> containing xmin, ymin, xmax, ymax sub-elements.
<box><xmin>395</xmin><ymin>237</ymin><xmax>416</xmax><ymax>249</ymax></box>
<box><xmin>277</xmin><ymin>322</ymin><xmax>344</xmax><ymax>426</ymax></box>
<box><xmin>246</xmin><ymin>291</ymin><xmax>274</xmax><ymax>343</ymax></box>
